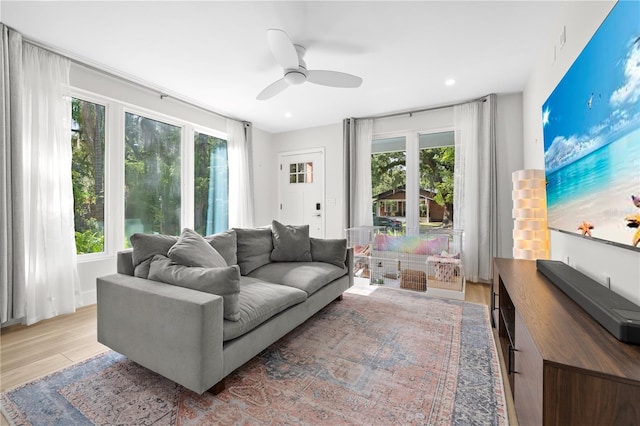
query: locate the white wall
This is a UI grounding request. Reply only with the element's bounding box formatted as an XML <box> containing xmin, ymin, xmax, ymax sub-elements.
<box><xmin>262</xmin><ymin>123</ymin><xmax>346</xmax><ymax>238</ymax></box>
<box><xmin>496</xmin><ymin>93</ymin><xmax>524</xmax><ymax>258</ymax></box>
<box><xmin>251</xmin><ymin>127</ymin><xmax>276</xmax><ymax>227</ymax></box>
<box><xmin>254</xmin><ymin>94</ymin><xmax>524</xmax><ymax>253</ymax></box>
<box><xmin>522</xmin><ymin>0</ymin><xmax>640</xmax><ymax>304</ymax></box>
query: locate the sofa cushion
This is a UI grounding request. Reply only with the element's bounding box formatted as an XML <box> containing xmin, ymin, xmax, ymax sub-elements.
<box><xmin>168</xmin><ymin>228</ymin><xmax>227</xmax><ymax>268</ymax></box>
<box><xmin>234</xmin><ymin>227</ymin><xmax>273</xmax><ymax>275</ymax></box>
<box><xmin>205</xmin><ymin>229</ymin><xmax>237</xmax><ymax>266</ymax></box>
<box><xmin>247</xmin><ymin>261</ymin><xmax>348</xmax><ymax>296</ymax></box>
<box><xmin>310</xmin><ymin>238</ymin><xmax>347</xmax><ymax>268</ymax></box>
<box><xmin>223</xmin><ymin>277</ymin><xmax>307</xmax><ymax>341</ymax></box>
<box><xmin>270</xmin><ymin>220</ymin><xmax>312</xmax><ymax>262</ymax></box>
<box><xmin>130</xmin><ymin>233</ymin><xmax>178</xmax><ymax>278</ymax></box>
<box><xmin>148</xmin><ymin>255</ymin><xmax>241</xmax><ymax>321</ymax></box>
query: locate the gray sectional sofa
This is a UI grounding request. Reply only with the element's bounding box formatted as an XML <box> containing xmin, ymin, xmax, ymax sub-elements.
<box><xmin>96</xmin><ymin>221</ymin><xmax>353</xmax><ymax>394</ymax></box>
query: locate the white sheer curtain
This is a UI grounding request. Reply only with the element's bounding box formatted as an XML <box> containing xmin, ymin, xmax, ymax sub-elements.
<box><xmin>453</xmin><ymin>95</ymin><xmax>497</xmax><ymax>282</ymax></box>
<box><xmin>353</xmin><ymin>119</ymin><xmax>373</xmax><ymax>226</ymax></box>
<box><xmin>22</xmin><ymin>43</ymin><xmax>79</xmax><ymax>325</ymax></box>
<box><xmin>227</xmin><ymin>118</ymin><xmax>254</xmax><ymax>228</ymax></box>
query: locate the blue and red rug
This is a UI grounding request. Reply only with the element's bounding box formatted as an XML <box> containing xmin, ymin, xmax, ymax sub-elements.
<box><xmin>1</xmin><ymin>287</ymin><xmax>507</xmax><ymax>425</ymax></box>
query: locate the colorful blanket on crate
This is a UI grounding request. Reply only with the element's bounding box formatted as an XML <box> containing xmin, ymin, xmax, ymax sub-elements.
<box><xmin>373</xmin><ymin>234</ymin><xmax>450</xmax><ymax>255</ymax></box>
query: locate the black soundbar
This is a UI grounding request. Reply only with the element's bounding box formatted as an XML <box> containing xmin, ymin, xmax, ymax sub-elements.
<box><xmin>536</xmin><ymin>259</ymin><xmax>640</xmax><ymax>345</ymax></box>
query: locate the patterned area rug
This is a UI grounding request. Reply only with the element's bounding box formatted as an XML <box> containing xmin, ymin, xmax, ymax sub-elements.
<box><xmin>1</xmin><ymin>287</ymin><xmax>507</xmax><ymax>425</ymax></box>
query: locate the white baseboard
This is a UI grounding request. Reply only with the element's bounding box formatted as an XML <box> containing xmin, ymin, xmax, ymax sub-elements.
<box><xmin>79</xmin><ymin>289</ymin><xmax>97</xmax><ymax>307</ymax></box>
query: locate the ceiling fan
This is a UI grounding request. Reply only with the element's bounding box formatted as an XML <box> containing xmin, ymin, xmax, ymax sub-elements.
<box><xmin>256</xmin><ymin>29</ymin><xmax>363</xmax><ymax>100</ymax></box>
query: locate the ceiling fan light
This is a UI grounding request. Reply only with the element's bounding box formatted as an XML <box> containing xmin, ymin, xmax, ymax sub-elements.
<box><xmin>284</xmin><ymin>70</ymin><xmax>306</xmax><ymax>85</ymax></box>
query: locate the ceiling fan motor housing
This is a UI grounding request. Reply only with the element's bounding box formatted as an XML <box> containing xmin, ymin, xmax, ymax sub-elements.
<box><xmin>284</xmin><ymin>69</ymin><xmax>307</xmax><ymax>85</ymax></box>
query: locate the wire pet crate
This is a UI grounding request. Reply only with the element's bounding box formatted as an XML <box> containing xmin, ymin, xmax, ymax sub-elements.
<box><xmin>346</xmin><ymin>227</ymin><xmax>464</xmax><ymax>298</ymax></box>
<box><xmin>345</xmin><ymin>226</ymin><xmax>386</xmax><ymax>280</ymax></box>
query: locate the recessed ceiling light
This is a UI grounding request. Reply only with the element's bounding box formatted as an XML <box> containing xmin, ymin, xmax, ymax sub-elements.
<box><xmin>445</xmin><ymin>79</ymin><xmax>456</xmax><ymax>86</ymax></box>
<box><xmin>284</xmin><ymin>112</ymin><xmax>292</xmax><ymax>118</ymax></box>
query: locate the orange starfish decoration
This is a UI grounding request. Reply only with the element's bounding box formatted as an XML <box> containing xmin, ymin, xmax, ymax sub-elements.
<box><xmin>625</xmin><ymin>214</ymin><xmax>640</xmax><ymax>246</ymax></box>
<box><xmin>577</xmin><ymin>221</ymin><xmax>594</xmax><ymax>237</ymax></box>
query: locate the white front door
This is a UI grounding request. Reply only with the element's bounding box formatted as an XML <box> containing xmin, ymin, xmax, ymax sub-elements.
<box><xmin>278</xmin><ymin>149</ymin><xmax>325</xmax><ymax>238</ymax></box>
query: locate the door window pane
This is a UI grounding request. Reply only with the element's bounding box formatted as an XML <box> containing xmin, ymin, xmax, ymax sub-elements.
<box><xmin>419</xmin><ymin>131</ymin><xmax>455</xmax><ymax>231</ymax></box>
<box><xmin>124</xmin><ymin>113</ymin><xmax>181</xmax><ymax>245</ymax></box>
<box><xmin>71</xmin><ymin>98</ymin><xmax>106</xmax><ymax>254</ymax></box>
<box><xmin>194</xmin><ymin>132</ymin><xmax>228</xmax><ymax>236</ymax></box>
<box><xmin>288</xmin><ymin>162</ymin><xmax>314</xmax><ymax>183</ymax></box>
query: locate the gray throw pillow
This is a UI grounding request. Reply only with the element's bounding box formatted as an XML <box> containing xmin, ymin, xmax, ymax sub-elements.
<box><xmin>234</xmin><ymin>227</ymin><xmax>273</xmax><ymax>275</ymax></box>
<box><xmin>130</xmin><ymin>233</ymin><xmax>179</xmax><ymax>278</ymax></box>
<box><xmin>270</xmin><ymin>220</ymin><xmax>312</xmax><ymax>262</ymax></box>
<box><xmin>148</xmin><ymin>255</ymin><xmax>241</xmax><ymax>321</ymax></box>
<box><xmin>310</xmin><ymin>238</ymin><xmax>348</xmax><ymax>268</ymax></box>
<box><xmin>205</xmin><ymin>229</ymin><xmax>237</xmax><ymax>266</ymax></box>
<box><xmin>168</xmin><ymin>228</ymin><xmax>227</xmax><ymax>268</ymax></box>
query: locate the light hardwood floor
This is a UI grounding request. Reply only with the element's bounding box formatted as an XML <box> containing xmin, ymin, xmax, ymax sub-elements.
<box><xmin>1</xmin><ymin>282</ymin><xmax>516</xmax><ymax>425</ymax></box>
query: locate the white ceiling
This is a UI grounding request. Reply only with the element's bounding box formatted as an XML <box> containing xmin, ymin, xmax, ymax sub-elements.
<box><xmin>1</xmin><ymin>1</ymin><xmax>565</xmax><ymax>133</ymax></box>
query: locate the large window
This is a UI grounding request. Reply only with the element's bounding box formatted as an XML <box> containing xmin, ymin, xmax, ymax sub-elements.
<box><xmin>70</xmin><ymin>93</ymin><xmax>230</xmax><ymax>254</ymax></box>
<box><xmin>194</xmin><ymin>131</ymin><xmax>228</xmax><ymax>236</ymax></box>
<box><xmin>71</xmin><ymin>98</ymin><xmax>106</xmax><ymax>254</ymax></box>
<box><xmin>124</xmin><ymin>113</ymin><xmax>181</xmax><ymax>245</ymax></box>
<box><xmin>371</xmin><ymin>131</ymin><xmax>454</xmax><ymax>234</ymax></box>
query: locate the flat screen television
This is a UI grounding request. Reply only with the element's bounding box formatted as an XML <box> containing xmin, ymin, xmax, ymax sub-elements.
<box><xmin>542</xmin><ymin>0</ymin><xmax>640</xmax><ymax>252</ymax></box>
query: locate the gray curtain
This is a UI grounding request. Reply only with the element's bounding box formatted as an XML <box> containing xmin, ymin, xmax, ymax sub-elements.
<box><xmin>343</xmin><ymin>118</ymin><xmax>356</xmax><ymax>229</ymax></box>
<box><xmin>0</xmin><ymin>24</ymin><xmax>26</xmax><ymax>324</ymax></box>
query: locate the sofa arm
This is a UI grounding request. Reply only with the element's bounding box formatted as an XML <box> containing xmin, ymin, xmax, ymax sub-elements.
<box><xmin>117</xmin><ymin>249</ymin><xmax>134</xmax><ymax>275</ymax></box>
<box><xmin>97</xmin><ymin>273</ymin><xmax>224</xmax><ymax>394</ymax></box>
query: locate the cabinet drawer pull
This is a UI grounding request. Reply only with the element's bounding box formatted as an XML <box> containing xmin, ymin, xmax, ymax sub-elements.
<box><xmin>493</xmin><ymin>292</ymin><xmax>499</xmax><ymax>310</ymax></box>
<box><xmin>508</xmin><ymin>345</ymin><xmax>518</xmax><ymax>375</ymax></box>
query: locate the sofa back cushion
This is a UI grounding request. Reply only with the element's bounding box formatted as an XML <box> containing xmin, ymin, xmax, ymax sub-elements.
<box><xmin>168</xmin><ymin>228</ymin><xmax>227</xmax><ymax>268</ymax></box>
<box><xmin>234</xmin><ymin>227</ymin><xmax>273</xmax><ymax>275</ymax></box>
<box><xmin>310</xmin><ymin>238</ymin><xmax>347</xmax><ymax>268</ymax></box>
<box><xmin>130</xmin><ymin>233</ymin><xmax>178</xmax><ymax>278</ymax></box>
<box><xmin>149</xmin><ymin>255</ymin><xmax>241</xmax><ymax>321</ymax></box>
<box><xmin>205</xmin><ymin>229</ymin><xmax>237</xmax><ymax>266</ymax></box>
<box><xmin>270</xmin><ymin>220</ymin><xmax>312</xmax><ymax>262</ymax></box>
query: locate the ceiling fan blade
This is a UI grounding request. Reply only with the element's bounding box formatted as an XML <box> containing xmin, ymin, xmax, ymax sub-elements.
<box><xmin>306</xmin><ymin>70</ymin><xmax>363</xmax><ymax>88</ymax></box>
<box><xmin>267</xmin><ymin>29</ymin><xmax>299</xmax><ymax>70</ymax></box>
<box><xmin>257</xmin><ymin>78</ymin><xmax>290</xmax><ymax>100</ymax></box>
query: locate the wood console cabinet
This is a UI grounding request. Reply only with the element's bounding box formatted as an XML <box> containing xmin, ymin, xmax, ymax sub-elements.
<box><xmin>492</xmin><ymin>258</ymin><xmax>640</xmax><ymax>426</ymax></box>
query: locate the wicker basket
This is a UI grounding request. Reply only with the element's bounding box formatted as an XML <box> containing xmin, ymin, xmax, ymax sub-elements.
<box><xmin>400</xmin><ymin>269</ymin><xmax>427</xmax><ymax>291</ymax></box>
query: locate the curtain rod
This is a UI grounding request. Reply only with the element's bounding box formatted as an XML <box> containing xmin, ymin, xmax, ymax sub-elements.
<box><xmin>17</xmin><ymin>30</ymin><xmax>245</xmax><ymax>124</ymax></box>
<box><xmin>354</xmin><ymin>94</ymin><xmax>490</xmax><ymax>121</ymax></box>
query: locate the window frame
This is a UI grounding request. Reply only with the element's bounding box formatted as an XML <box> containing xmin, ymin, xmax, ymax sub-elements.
<box><xmin>69</xmin><ymin>88</ymin><xmax>232</xmax><ymax>258</ymax></box>
<box><xmin>70</xmin><ymin>89</ymin><xmax>112</xmax><ymax>262</ymax></box>
<box><xmin>371</xmin><ymin>126</ymin><xmax>454</xmax><ymax>236</ymax></box>
<box><xmin>122</xmin><ymin>105</ymin><xmax>186</xmax><ymax>244</ymax></box>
